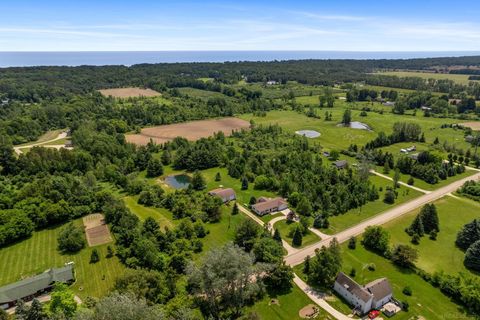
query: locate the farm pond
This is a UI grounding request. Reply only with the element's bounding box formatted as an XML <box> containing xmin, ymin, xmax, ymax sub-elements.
<box><xmin>164</xmin><ymin>174</ymin><xmax>191</xmax><ymax>189</ymax></box>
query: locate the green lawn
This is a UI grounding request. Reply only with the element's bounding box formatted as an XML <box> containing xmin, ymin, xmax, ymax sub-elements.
<box><xmin>248</xmin><ymin>285</ymin><xmax>330</xmax><ymax>320</ymax></box>
<box><xmin>294</xmin><ymin>242</ymin><xmax>473</xmax><ymax>320</ymax></box>
<box><xmin>0</xmin><ymin>220</ymin><xmax>125</xmax><ymax>299</ymax></box>
<box><xmin>384</xmin><ymin>195</ymin><xmax>480</xmax><ymax>277</ymax></box>
<box><xmin>324</xmin><ymin>175</ymin><xmax>422</xmax><ymax>234</ymax></box>
<box><xmin>273</xmin><ymin>220</ymin><xmax>320</xmax><ymax>248</ymax></box>
<box><xmin>123</xmin><ymin>195</ymin><xmax>176</xmax><ymax>228</ymax></box>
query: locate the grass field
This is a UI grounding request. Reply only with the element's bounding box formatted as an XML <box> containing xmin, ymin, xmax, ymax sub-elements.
<box><xmin>123</xmin><ymin>195</ymin><xmax>176</xmax><ymax>229</ymax></box>
<box><xmin>324</xmin><ymin>175</ymin><xmax>422</xmax><ymax>234</ymax></box>
<box><xmin>239</xmin><ymin>108</ymin><xmax>468</xmax><ymax>151</ymax></box>
<box><xmin>383</xmin><ymin>195</ymin><xmax>480</xmax><ymax>276</ymax></box>
<box><xmin>0</xmin><ymin>219</ymin><xmax>125</xmax><ymax>299</ymax></box>
<box><xmin>293</xmin><ymin>242</ymin><xmax>473</xmax><ymax>320</ymax></box>
<box><xmin>378</xmin><ymin>71</ymin><xmax>478</xmax><ymax>85</ymax></box>
<box><xmin>15</xmin><ymin>129</ymin><xmax>65</xmax><ymax>147</ymax></box>
<box><xmin>248</xmin><ymin>285</ymin><xmax>330</xmax><ymax>320</ymax></box>
<box><xmin>273</xmin><ymin>220</ymin><xmax>320</xmax><ymax>248</ymax></box>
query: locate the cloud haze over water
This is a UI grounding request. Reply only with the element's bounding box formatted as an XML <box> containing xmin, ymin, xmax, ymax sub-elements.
<box><xmin>0</xmin><ymin>0</ymin><xmax>479</xmax><ymax>51</ymax></box>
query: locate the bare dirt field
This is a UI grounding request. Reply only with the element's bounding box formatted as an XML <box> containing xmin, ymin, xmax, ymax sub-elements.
<box><xmin>83</xmin><ymin>214</ymin><xmax>113</xmax><ymax>247</ymax></box>
<box><xmin>460</xmin><ymin>121</ymin><xmax>480</xmax><ymax>130</ymax></box>
<box><xmin>98</xmin><ymin>87</ymin><xmax>161</xmax><ymax>98</ymax></box>
<box><xmin>125</xmin><ymin>117</ymin><xmax>251</xmax><ymax>145</ymax></box>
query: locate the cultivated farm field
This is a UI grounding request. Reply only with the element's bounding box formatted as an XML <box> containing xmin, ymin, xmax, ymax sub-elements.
<box><xmin>125</xmin><ymin>117</ymin><xmax>250</xmax><ymax>145</ymax></box>
<box><xmin>98</xmin><ymin>87</ymin><xmax>161</xmax><ymax>98</ymax></box>
<box><xmin>378</xmin><ymin>71</ymin><xmax>478</xmax><ymax>85</ymax></box>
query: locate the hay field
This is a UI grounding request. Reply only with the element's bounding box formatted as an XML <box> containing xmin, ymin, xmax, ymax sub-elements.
<box><xmin>126</xmin><ymin>117</ymin><xmax>250</xmax><ymax>145</ymax></box>
<box><xmin>98</xmin><ymin>87</ymin><xmax>161</xmax><ymax>98</ymax></box>
<box><xmin>461</xmin><ymin>121</ymin><xmax>480</xmax><ymax>130</ymax></box>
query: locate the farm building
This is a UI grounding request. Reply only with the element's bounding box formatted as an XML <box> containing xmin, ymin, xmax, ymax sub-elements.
<box><xmin>333</xmin><ymin>272</ymin><xmax>393</xmax><ymax>315</ymax></box>
<box><xmin>0</xmin><ymin>264</ymin><xmax>75</xmax><ymax>310</ymax></box>
<box><xmin>252</xmin><ymin>197</ymin><xmax>288</xmax><ymax>216</ymax></box>
<box><xmin>208</xmin><ymin>188</ymin><xmax>236</xmax><ymax>203</ymax></box>
<box><xmin>333</xmin><ymin>160</ymin><xmax>348</xmax><ymax>169</ymax></box>
<box><xmin>382</xmin><ymin>101</ymin><xmax>395</xmax><ymax>107</ymax></box>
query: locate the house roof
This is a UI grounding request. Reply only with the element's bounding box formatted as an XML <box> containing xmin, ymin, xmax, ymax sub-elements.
<box><xmin>252</xmin><ymin>197</ymin><xmax>287</xmax><ymax>213</ymax></box>
<box><xmin>208</xmin><ymin>188</ymin><xmax>236</xmax><ymax>199</ymax></box>
<box><xmin>0</xmin><ymin>265</ymin><xmax>74</xmax><ymax>304</ymax></box>
<box><xmin>333</xmin><ymin>160</ymin><xmax>348</xmax><ymax>168</ymax></box>
<box><xmin>335</xmin><ymin>272</ymin><xmax>372</xmax><ymax>303</ymax></box>
<box><xmin>365</xmin><ymin>278</ymin><xmax>392</xmax><ymax>301</ymax></box>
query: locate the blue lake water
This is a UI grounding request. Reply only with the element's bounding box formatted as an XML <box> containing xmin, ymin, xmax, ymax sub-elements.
<box><xmin>1</xmin><ymin>51</ymin><xmax>479</xmax><ymax>67</ymax></box>
<box><xmin>164</xmin><ymin>174</ymin><xmax>191</xmax><ymax>189</ymax></box>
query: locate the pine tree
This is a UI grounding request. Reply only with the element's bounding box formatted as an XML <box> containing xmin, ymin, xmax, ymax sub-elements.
<box><xmin>292</xmin><ymin>227</ymin><xmax>303</xmax><ymax>247</ymax></box>
<box><xmin>348</xmin><ymin>236</ymin><xmax>356</xmax><ymax>249</ymax></box>
<box><xmin>241</xmin><ymin>176</ymin><xmax>249</xmax><ymax>190</ymax></box>
<box><xmin>231</xmin><ymin>202</ymin><xmax>239</xmax><ymax>215</ymax></box>
<box><xmin>464</xmin><ymin>240</ymin><xmax>480</xmax><ymax>271</ymax></box>
<box><xmin>383</xmin><ymin>161</ymin><xmax>390</xmax><ymax>174</ymax></box>
<box><xmin>15</xmin><ymin>300</ymin><xmax>29</xmax><ymax>320</ymax></box>
<box><xmin>303</xmin><ymin>255</ymin><xmax>311</xmax><ymax>274</ymax></box>
<box><xmin>273</xmin><ymin>228</ymin><xmax>282</xmax><ymax>243</ymax></box>
<box><xmin>420</xmin><ymin>204</ymin><xmax>439</xmax><ymax>234</ymax></box>
<box><xmin>146</xmin><ymin>158</ymin><xmax>163</xmax><ymax>178</ymax></box>
<box><xmin>90</xmin><ymin>249</ymin><xmax>100</xmax><ymax>263</ymax></box>
<box><xmin>161</xmin><ymin>150</ymin><xmax>172</xmax><ymax>165</ymax></box>
<box><xmin>215</xmin><ymin>172</ymin><xmax>221</xmax><ymax>181</ymax></box>
<box><xmin>409</xmin><ymin>214</ymin><xmax>425</xmax><ymax>237</ymax></box>
<box><xmin>191</xmin><ymin>171</ymin><xmax>206</xmax><ymax>190</ymax></box>
<box><xmin>28</xmin><ymin>298</ymin><xmax>45</xmax><ymax>320</ymax></box>
<box><xmin>456</xmin><ymin>219</ymin><xmax>480</xmax><ymax>250</ymax></box>
<box><xmin>106</xmin><ymin>245</ymin><xmax>114</xmax><ymax>258</ymax></box>
<box><xmin>313</xmin><ymin>214</ymin><xmax>323</xmax><ymax>229</ymax></box>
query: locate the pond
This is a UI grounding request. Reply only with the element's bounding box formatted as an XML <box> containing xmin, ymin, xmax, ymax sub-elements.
<box><xmin>349</xmin><ymin>121</ymin><xmax>371</xmax><ymax>130</ymax></box>
<box><xmin>164</xmin><ymin>174</ymin><xmax>191</xmax><ymax>189</ymax></box>
<box><xmin>295</xmin><ymin>130</ymin><xmax>321</xmax><ymax>138</ymax></box>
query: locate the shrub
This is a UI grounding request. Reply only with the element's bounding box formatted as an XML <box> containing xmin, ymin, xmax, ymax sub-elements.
<box><xmin>57</xmin><ymin>223</ymin><xmax>85</xmax><ymax>253</ymax></box>
<box><xmin>403</xmin><ymin>286</ymin><xmax>412</xmax><ymax>296</ymax></box>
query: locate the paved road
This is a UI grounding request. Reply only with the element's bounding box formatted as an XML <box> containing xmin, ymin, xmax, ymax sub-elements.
<box><xmin>14</xmin><ymin>131</ymin><xmax>68</xmax><ymax>155</ymax></box>
<box><xmin>285</xmin><ymin>170</ymin><xmax>480</xmax><ymax>266</ymax></box>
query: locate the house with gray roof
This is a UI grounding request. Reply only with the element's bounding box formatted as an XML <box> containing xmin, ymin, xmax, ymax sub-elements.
<box><xmin>0</xmin><ymin>264</ymin><xmax>75</xmax><ymax>310</ymax></box>
<box><xmin>333</xmin><ymin>272</ymin><xmax>392</xmax><ymax>315</ymax></box>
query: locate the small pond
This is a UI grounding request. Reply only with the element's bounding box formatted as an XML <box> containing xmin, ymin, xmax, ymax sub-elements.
<box><xmin>349</xmin><ymin>121</ymin><xmax>371</xmax><ymax>130</ymax></box>
<box><xmin>164</xmin><ymin>174</ymin><xmax>191</xmax><ymax>189</ymax></box>
<box><xmin>295</xmin><ymin>130</ymin><xmax>321</xmax><ymax>138</ymax></box>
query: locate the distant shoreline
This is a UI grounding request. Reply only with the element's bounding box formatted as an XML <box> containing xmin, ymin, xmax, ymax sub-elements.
<box><xmin>1</xmin><ymin>51</ymin><xmax>480</xmax><ymax>68</ymax></box>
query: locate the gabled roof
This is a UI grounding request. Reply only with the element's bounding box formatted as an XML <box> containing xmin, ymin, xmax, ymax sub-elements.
<box><xmin>333</xmin><ymin>160</ymin><xmax>348</xmax><ymax>168</ymax></box>
<box><xmin>252</xmin><ymin>197</ymin><xmax>287</xmax><ymax>213</ymax></box>
<box><xmin>335</xmin><ymin>272</ymin><xmax>372</xmax><ymax>303</ymax></box>
<box><xmin>365</xmin><ymin>278</ymin><xmax>392</xmax><ymax>301</ymax></box>
<box><xmin>208</xmin><ymin>188</ymin><xmax>236</xmax><ymax>199</ymax></box>
<box><xmin>0</xmin><ymin>265</ymin><xmax>74</xmax><ymax>304</ymax></box>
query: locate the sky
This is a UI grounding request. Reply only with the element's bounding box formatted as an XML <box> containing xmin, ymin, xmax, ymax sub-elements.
<box><xmin>1</xmin><ymin>0</ymin><xmax>480</xmax><ymax>52</ymax></box>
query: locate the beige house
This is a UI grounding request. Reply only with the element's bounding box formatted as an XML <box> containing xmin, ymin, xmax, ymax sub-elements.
<box><xmin>252</xmin><ymin>197</ymin><xmax>288</xmax><ymax>216</ymax></box>
<box><xmin>208</xmin><ymin>188</ymin><xmax>236</xmax><ymax>203</ymax></box>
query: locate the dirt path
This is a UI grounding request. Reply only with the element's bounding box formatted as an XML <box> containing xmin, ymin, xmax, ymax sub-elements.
<box><xmin>14</xmin><ymin>131</ymin><xmax>68</xmax><ymax>155</ymax></box>
<box><xmin>370</xmin><ymin>170</ymin><xmax>430</xmax><ymax>194</ymax></box>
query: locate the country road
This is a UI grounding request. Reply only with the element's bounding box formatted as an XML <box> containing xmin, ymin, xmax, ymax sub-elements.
<box><xmin>285</xmin><ymin>170</ymin><xmax>480</xmax><ymax>266</ymax></box>
<box><xmin>13</xmin><ymin>131</ymin><xmax>68</xmax><ymax>155</ymax></box>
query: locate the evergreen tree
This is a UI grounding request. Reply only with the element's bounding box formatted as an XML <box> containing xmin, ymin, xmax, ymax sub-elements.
<box><xmin>303</xmin><ymin>255</ymin><xmax>311</xmax><ymax>274</ymax></box>
<box><xmin>161</xmin><ymin>150</ymin><xmax>171</xmax><ymax>165</ymax></box>
<box><xmin>273</xmin><ymin>228</ymin><xmax>282</xmax><ymax>243</ymax></box>
<box><xmin>383</xmin><ymin>189</ymin><xmax>396</xmax><ymax>204</ymax></box>
<box><xmin>313</xmin><ymin>214</ymin><xmax>323</xmax><ymax>229</ymax></box>
<box><xmin>383</xmin><ymin>161</ymin><xmax>390</xmax><ymax>174</ymax></box>
<box><xmin>215</xmin><ymin>172</ymin><xmax>221</xmax><ymax>181</ymax></box>
<box><xmin>0</xmin><ymin>308</ymin><xmax>6</xmax><ymax>320</ymax></box>
<box><xmin>15</xmin><ymin>300</ymin><xmax>29</xmax><ymax>320</ymax></box>
<box><xmin>409</xmin><ymin>214</ymin><xmax>425</xmax><ymax>237</ymax></box>
<box><xmin>106</xmin><ymin>245</ymin><xmax>114</xmax><ymax>258</ymax></box>
<box><xmin>241</xmin><ymin>176</ymin><xmax>249</xmax><ymax>190</ymax></box>
<box><xmin>464</xmin><ymin>240</ymin><xmax>480</xmax><ymax>271</ymax></box>
<box><xmin>191</xmin><ymin>171</ymin><xmax>206</xmax><ymax>190</ymax></box>
<box><xmin>420</xmin><ymin>204</ymin><xmax>439</xmax><ymax>234</ymax></box>
<box><xmin>342</xmin><ymin>109</ymin><xmax>352</xmax><ymax>125</ymax></box>
<box><xmin>348</xmin><ymin>236</ymin><xmax>356</xmax><ymax>249</ymax></box>
<box><xmin>231</xmin><ymin>202</ymin><xmax>239</xmax><ymax>215</ymax></box>
<box><xmin>292</xmin><ymin>226</ymin><xmax>303</xmax><ymax>247</ymax></box>
<box><xmin>90</xmin><ymin>249</ymin><xmax>100</xmax><ymax>263</ymax></box>
<box><xmin>146</xmin><ymin>158</ymin><xmax>163</xmax><ymax>178</ymax></box>
<box><xmin>456</xmin><ymin>219</ymin><xmax>480</xmax><ymax>250</ymax></box>
<box><xmin>393</xmin><ymin>169</ymin><xmax>401</xmax><ymax>189</ymax></box>
<box><xmin>28</xmin><ymin>298</ymin><xmax>45</xmax><ymax>320</ymax></box>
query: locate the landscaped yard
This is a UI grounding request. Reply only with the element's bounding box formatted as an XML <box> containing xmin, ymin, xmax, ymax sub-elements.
<box><xmin>324</xmin><ymin>175</ymin><xmax>422</xmax><ymax>234</ymax></box>
<box><xmin>247</xmin><ymin>284</ymin><xmax>330</xmax><ymax>320</ymax></box>
<box><xmin>293</xmin><ymin>241</ymin><xmax>474</xmax><ymax>320</ymax></box>
<box><xmin>384</xmin><ymin>195</ymin><xmax>480</xmax><ymax>276</ymax></box>
<box><xmin>0</xmin><ymin>219</ymin><xmax>125</xmax><ymax>299</ymax></box>
<box><xmin>273</xmin><ymin>220</ymin><xmax>320</xmax><ymax>248</ymax></box>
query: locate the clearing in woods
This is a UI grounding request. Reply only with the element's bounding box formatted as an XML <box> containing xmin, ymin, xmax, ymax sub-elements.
<box><xmin>98</xmin><ymin>87</ymin><xmax>161</xmax><ymax>98</ymax></box>
<box><xmin>125</xmin><ymin>117</ymin><xmax>251</xmax><ymax>145</ymax></box>
<box><xmin>83</xmin><ymin>214</ymin><xmax>113</xmax><ymax>246</ymax></box>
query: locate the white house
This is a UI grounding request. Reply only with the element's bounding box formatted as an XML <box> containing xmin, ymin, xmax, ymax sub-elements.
<box><xmin>334</xmin><ymin>272</ymin><xmax>392</xmax><ymax>315</ymax></box>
